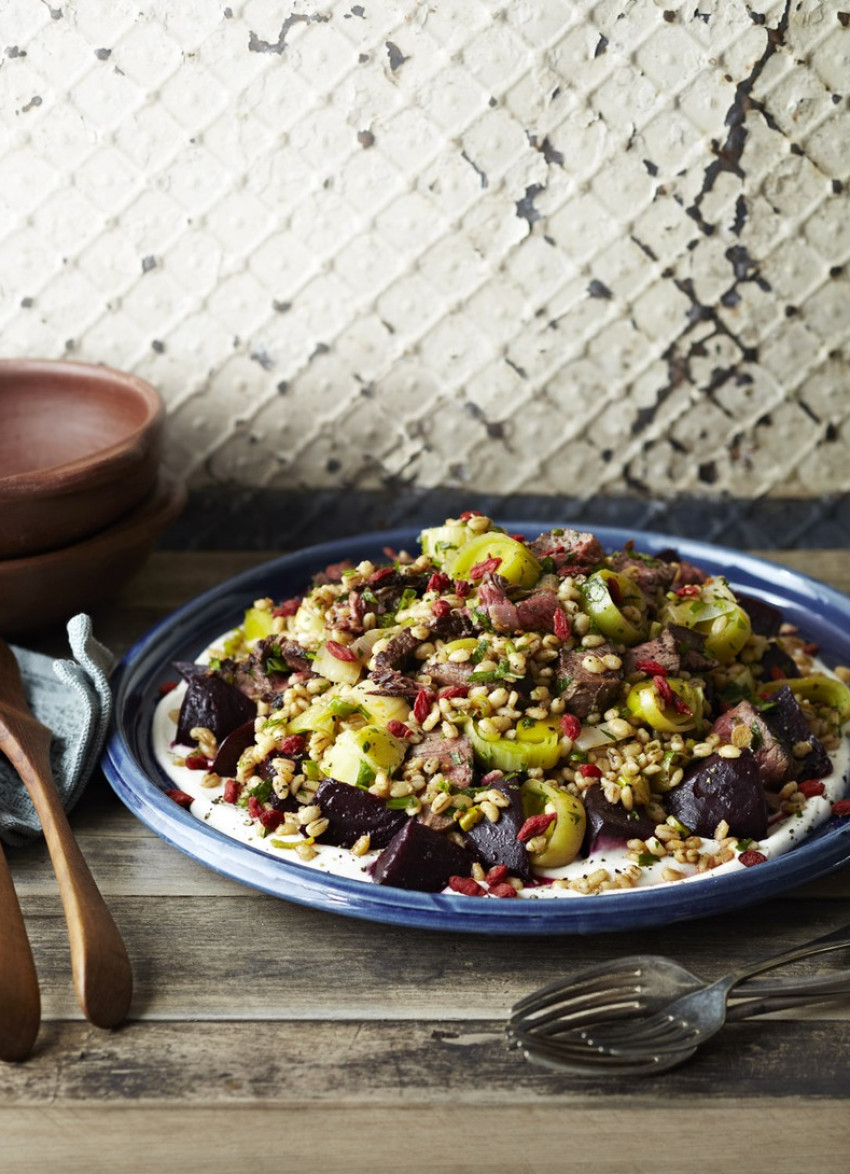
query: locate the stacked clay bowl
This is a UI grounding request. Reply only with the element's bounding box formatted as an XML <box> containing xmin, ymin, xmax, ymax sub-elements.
<box><xmin>0</xmin><ymin>358</ymin><xmax>185</xmax><ymax>634</ymax></box>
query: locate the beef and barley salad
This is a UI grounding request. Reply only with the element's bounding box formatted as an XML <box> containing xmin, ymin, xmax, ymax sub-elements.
<box><xmin>158</xmin><ymin>515</ymin><xmax>850</xmax><ymax>899</ymax></box>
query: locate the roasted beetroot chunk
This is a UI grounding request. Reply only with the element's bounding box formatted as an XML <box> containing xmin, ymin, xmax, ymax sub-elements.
<box><xmin>463</xmin><ymin>779</ymin><xmax>532</xmax><ymax>882</ymax></box>
<box><xmin>211</xmin><ymin>719</ymin><xmax>256</xmax><ymax>777</ymax></box>
<box><xmin>765</xmin><ymin>685</ymin><xmax>831</xmax><ymax>779</ymax></box>
<box><xmin>316</xmin><ymin>779</ymin><xmax>408</xmax><ymax>849</ymax></box>
<box><xmin>583</xmin><ymin>784</ymin><xmax>657</xmax><ymax>854</ymax></box>
<box><xmin>370</xmin><ymin>820</ymin><xmax>478</xmax><ymax>891</ymax></box>
<box><xmin>665</xmin><ymin>750</ymin><xmax>768</xmax><ymax>840</ymax></box>
<box><xmin>175</xmin><ymin>670</ymin><xmax>256</xmax><ymax>745</ymax></box>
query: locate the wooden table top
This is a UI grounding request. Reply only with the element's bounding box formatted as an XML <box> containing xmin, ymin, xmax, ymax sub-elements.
<box><xmin>5</xmin><ymin>549</ymin><xmax>850</xmax><ymax>1174</ymax></box>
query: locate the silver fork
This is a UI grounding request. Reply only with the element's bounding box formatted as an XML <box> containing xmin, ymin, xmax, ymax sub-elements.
<box><xmin>579</xmin><ymin>922</ymin><xmax>850</xmax><ymax>1058</ymax></box>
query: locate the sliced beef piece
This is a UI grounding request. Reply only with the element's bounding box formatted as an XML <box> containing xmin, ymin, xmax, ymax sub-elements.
<box><xmin>463</xmin><ymin>778</ymin><xmax>532</xmax><ymax>882</ymax></box>
<box><xmin>316</xmin><ymin>779</ymin><xmax>407</xmax><ymax>849</ymax></box>
<box><xmin>763</xmin><ymin>684</ymin><xmax>831</xmax><ymax>780</ymax></box>
<box><xmin>582</xmin><ymin>783</ymin><xmax>657</xmax><ymax>854</ymax></box>
<box><xmin>413</xmin><ymin>731</ymin><xmax>474</xmax><ymax>790</ymax></box>
<box><xmin>175</xmin><ymin>671</ymin><xmax>257</xmax><ymax>746</ymax></box>
<box><xmin>430</xmin><ymin>609</ymin><xmax>476</xmax><ymax>642</ymax></box>
<box><xmin>359</xmin><ymin>570</ymin><xmax>432</xmax><ymax>617</ymax></box>
<box><xmin>368</xmin><ymin>667</ymin><xmax>423</xmax><ymax>698</ymax></box>
<box><xmin>609</xmin><ymin>551</ymin><xmax>676</xmax><ymax>602</ymax></box>
<box><xmin>515</xmin><ymin>589</ymin><xmax>560</xmax><ymax>632</ymax></box>
<box><xmin>370</xmin><ymin>820</ymin><xmax>479</xmax><ymax>891</ymax></box>
<box><xmin>668</xmin><ymin>624</ymin><xmax>714</xmax><ymax>672</ymax></box>
<box><xmin>372</xmin><ymin>628</ymin><xmax>421</xmax><ymax>674</ymax></box>
<box><xmin>476</xmin><ymin>572</ymin><xmax>518</xmax><ymax>631</ymax></box>
<box><xmin>711</xmin><ymin>699</ymin><xmax>794</xmax><ymax>788</ymax></box>
<box><xmin>426</xmin><ymin>661</ymin><xmax>474</xmax><ymax>690</ymax></box>
<box><xmin>624</xmin><ymin>628</ymin><xmax>681</xmax><ymax>676</ymax></box>
<box><xmin>665</xmin><ymin>750</ymin><xmax>768</xmax><ymax>840</ymax></box>
<box><xmin>528</xmin><ymin>528</ymin><xmax>605</xmax><ymax>570</ymax></box>
<box><xmin>556</xmin><ymin>643</ymin><xmax>623</xmax><ymax>719</ymax></box>
<box><xmin>219</xmin><ymin>637</ymin><xmax>312</xmax><ymax>702</ymax></box>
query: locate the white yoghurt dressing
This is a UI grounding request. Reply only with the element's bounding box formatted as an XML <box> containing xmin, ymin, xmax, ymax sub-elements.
<box><xmin>152</xmin><ymin>654</ymin><xmax>850</xmax><ymax>900</ymax></box>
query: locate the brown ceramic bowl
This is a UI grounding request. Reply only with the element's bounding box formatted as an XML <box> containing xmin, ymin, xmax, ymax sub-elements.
<box><xmin>0</xmin><ymin>470</ymin><xmax>186</xmax><ymax>635</ymax></box>
<box><xmin>0</xmin><ymin>358</ymin><xmax>165</xmax><ymax>558</ymax></box>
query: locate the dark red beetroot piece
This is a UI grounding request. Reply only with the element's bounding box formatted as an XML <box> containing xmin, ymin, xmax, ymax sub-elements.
<box><xmin>316</xmin><ymin>779</ymin><xmax>408</xmax><ymax>849</ymax></box>
<box><xmin>763</xmin><ymin>685</ymin><xmax>831</xmax><ymax>780</ymax></box>
<box><xmin>370</xmin><ymin>819</ymin><xmax>479</xmax><ymax>891</ymax></box>
<box><xmin>583</xmin><ymin>783</ymin><xmax>657</xmax><ymax>854</ymax></box>
<box><xmin>665</xmin><ymin>749</ymin><xmax>768</xmax><ymax>840</ymax></box>
<box><xmin>175</xmin><ymin>668</ymin><xmax>257</xmax><ymax>745</ymax></box>
<box><xmin>462</xmin><ymin>778</ymin><xmax>532</xmax><ymax>882</ymax></box>
<box><xmin>211</xmin><ymin>719</ymin><xmax>256</xmax><ymax>778</ymax></box>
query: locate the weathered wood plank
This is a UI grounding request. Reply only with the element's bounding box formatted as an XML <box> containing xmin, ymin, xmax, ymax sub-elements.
<box><xmin>11</xmin><ymin>891</ymin><xmax>850</xmax><ymax>1022</ymax></box>
<box><xmin>3</xmin><ymin>1101</ymin><xmax>850</xmax><ymax>1174</ymax></box>
<box><xmin>3</xmin><ymin>1019</ymin><xmax>850</xmax><ymax>1106</ymax></box>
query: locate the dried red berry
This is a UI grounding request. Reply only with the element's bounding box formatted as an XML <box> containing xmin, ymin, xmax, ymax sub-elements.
<box><xmin>184</xmin><ymin>754</ymin><xmax>211</xmax><ymax>771</ymax></box>
<box><xmin>326</xmin><ymin>640</ymin><xmax>359</xmax><ymax>662</ymax></box>
<box><xmin>432</xmin><ymin>599</ymin><xmax>451</xmax><ymax>618</ymax></box>
<box><xmin>386</xmin><ymin>719</ymin><xmax>413</xmax><ymax>739</ymax></box>
<box><xmin>277</xmin><ymin>734</ymin><xmax>306</xmax><ymax>757</ymax></box>
<box><xmin>517</xmin><ymin>813</ymin><xmax>556</xmax><ymax>842</ymax></box>
<box><xmin>509</xmin><ymin>533</ymin><xmax>527</xmax><ymax>543</ymax></box>
<box><xmin>368</xmin><ymin>566</ymin><xmax>396</xmax><ymax>583</ymax></box>
<box><xmin>165</xmin><ymin>789</ymin><xmax>194</xmax><ymax>809</ymax></box>
<box><xmin>798</xmin><ymin>779</ymin><xmax>826</xmax><ymax>798</ymax></box>
<box><xmin>489</xmin><ymin>882</ymin><xmax>519</xmax><ymax>899</ymax></box>
<box><xmin>448</xmin><ymin>875</ymin><xmax>484</xmax><ymax>896</ymax></box>
<box><xmin>273</xmin><ymin>596</ymin><xmax>302</xmax><ymax>617</ymax></box>
<box><xmin>739</xmin><ymin>849</ymin><xmax>767</xmax><ymax>867</ymax></box>
<box><xmin>553</xmin><ymin>608</ymin><xmax>571</xmax><ymax>641</ymax></box>
<box><xmin>427</xmin><ymin>571</ymin><xmax>451</xmax><ymax>593</ymax></box>
<box><xmin>832</xmin><ymin>799</ymin><xmax>850</xmax><ymax>817</ymax></box>
<box><xmin>675</xmin><ymin>584</ymin><xmax>701</xmax><ymax>597</ymax></box>
<box><xmin>222</xmin><ymin>779</ymin><xmax>241</xmax><ymax>804</ymax></box>
<box><xmin>459</xmin><ymin>510</ymin><xmax>484</xmax><ymax>520</ymax></box>
<box><xmin>247</xmin><ymin>796</ymin><xmax>263</xmax><ymax>819</ymax></box>
<box><xmin>578</xmin><ymin>763</ymin><xmax>602</xmax><ymax>779</ymax></box>
<box><xmin>413</xmin><ymin>688</ymin><xmax>433</xmax><ymax>724</ymax></box>
<box><xmin>469</xmin><ymin>556</ymin><xmax>502</xmax><ymax>579</ymax></box>
<box><xmin>607</xmin><ymin>577</ymin><xmax>622</xmax><ymax>606</ymax></box>
<box><xmin>653</xmin><ymin>675</ymin><xmax>673</xmax><ymax>706</ymax></box>
<box><xmin>804</xmin><ymin>641</ymin><xmax>820</xmax><ymax>655</ymax></box>
<box><xmin>560</xmin><ymin>713</ymin><xmax>582</xmax><ymax>741</ymax></box>
<box><xmin>259</xmin><ymin>809</ymin><xmax>283</xmax><ymax>831</ymax></box>
<box><xmin>438</xmin><ymin>685</ymin><xmax>469</xmax><ymax>700</ymax></box>
<box><xmin>480</xmin><ymin>770</ymin><xmax>505</xmax><ymax>786</ymax></box>
<box><xmin>485</xmin><ymin>864</ymin><xmax>509</xmax><ymax>885</ymax></box>
<box><xmin>455</xmin><ymin>579</ymin><xmax>471</xmax><ymax>599</ymax></box>
<box><xmin>635</xmin><ymin>660</ymin><xmax>667</xmax><ymax>676</ymax></box>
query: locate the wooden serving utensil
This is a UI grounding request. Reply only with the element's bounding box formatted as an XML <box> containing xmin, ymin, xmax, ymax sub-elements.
<box><xmin>0</xmin><ymin>842</ymin><xmax>40</xmax><ymax>1061</ymax></box>
<box><xmin>0</xmin><ymin>638</ymin><xmax>132</xmax><ymax>1029</ymax></box>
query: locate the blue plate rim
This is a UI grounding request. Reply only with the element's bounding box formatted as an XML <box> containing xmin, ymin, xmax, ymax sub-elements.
<box><xmin>102</xmin><ymin>522</ymin><xmax>850</xmax><ymax>935</ymax></box>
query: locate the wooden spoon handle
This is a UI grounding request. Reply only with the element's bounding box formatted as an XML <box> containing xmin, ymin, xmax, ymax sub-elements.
<box><xmin>0</xmin><ymin>842</ymin><xmax>40</xmax><ymax>1061</ymax></box>
<box><xmin>10</xmin><ymin>746</ymin><xmax>133</xmax><ymax>1029</ymax></box>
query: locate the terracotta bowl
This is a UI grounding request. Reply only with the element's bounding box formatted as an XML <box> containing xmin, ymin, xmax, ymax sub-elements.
<box><xmin>0</xmin><ymin>358</ymin><xmax>165</xmax><ymax>558</ymax></box>
<box><xmin>0</xmin><ymin>470</ymin><xmax>186</xmax><ymax>635</ymax></box>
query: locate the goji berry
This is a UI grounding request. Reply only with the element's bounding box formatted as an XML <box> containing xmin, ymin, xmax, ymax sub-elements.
<box><xmin>247</xmin><ymin>796</ymin><xmax>263</xmax><ymax>819</ymax></box>
<box><xmin>635</xmin><ymin>660</ymin><xmax>667</xmax><ymax>676</ymax></box>
<box><xmin>489</xmin><ymin>882</ymin><xmax>519</xmax><ymax>899</ymax></box>
<box><xmin>184</xmin><ymin>754</ymin><xmax>211</xmax><ymax>771</ymax></box>
<box><xmin>739</xmin><ymin>850</ymin><xmax>767</xmax><ymax>867</ymax></box>
<box><xmin>469</xmin><ymin>556</ymin><xmax>502</xmax><ymax>580</ymax></box>
<box><xmin>448</xmin><ymin>875</ymin><xmax>484</xmax><ymax>896</ymax></box>
<box><xmin>459</xmin><ymin>510</ymin><xmax>484</xmax><ymax>520</ymax></box>
<box><xmin>158</xmin><ymin>679</ymin><xmax>178</xmax><ymax>697</ymax></box>
<box><xmin>560</xmin><ymin>713</ymin><xmax>581</xmax><ymax>741</ymax></box>
<box><xmin>259</xmin><ymin>809</ymin><xmax>283</xmax><ymax>831</ymax></box>
<box><xmin>326</xmin><ymin>640</ymin><xmax>358</xmax><ymax>662</ymax></box>
<box><xmin>832</xmin><ymin>799</ymin><xmax>850</xmax><ymax>817</ymax></box>
<box><xmin>427</xmin><ymin>571</ymin><xmax>451</xmax><ymax>593</ymax></box>
<box><xmin>277</xmin><ymin>734</ymin><xmax>306</xmax><ymax>757</ymax></box>
<box><xmin>273</xmin><ymin>596</ymin><xmax>302</xmax><ymax>617</ymax></box>
<box><xmin>578</xmin><ymin>763</ymin><xmax>602</xmax><ymax>779</ymax></box>
<box><xmin>413</xmin><ymin>688</ymin><xmax>433</xmax><ymax>724</ymax></box>
<box><xmin>675</xmin><ymin>584</ymin><xmax>701</xmax><ymax>597</ymax></box>
<box><xmin>553</xmin><ymin>608</ymin><xmax>571</xmax><ymax>641</ymax></box>
<box><xmin>432</xmin><ymin>599</ymin><xmax>451</xmax><ymax>618</ymax></box>
<box><xmin>455</xmin><ymin>579</ymin><xmax>471</xmax><ymax>598</ymax></box>
<box><xmin>368</xmin><ymin>566</ymin><xmax>396</xmax><ymax>583</ymax></box>
<box><xmin>517</xmin><ymin>813</ymin><xmax>556</xmax><ymax>842</ymax></box>
<box><xmin>653</xmin><ymin>675</ymin><xmax>673</xmax><ymax>706</ymax></box>
<box><xmin>386</xmin><ymin>719</ymin><xmax>413</xmax><ymax>739</ymax></box>
<box><xmin>222</xmin><ymin>779</ymin><xmax>241</xmax><ymax>804</ymax></box>
<box><xmin>798</xmin><ymin>779</ymin><xmax>825</xmax><ymax>798</ymax></box>
<box><xmin>438</xmin><ymin>685</ymin><xmax>469</xmax><ymax>700</ymax></box>
<box><xmin>166</xmin><ymin>789</ymin><xmax>194</xmax><ymax>809</ymax></box>
<box><xmin>485</xmin><ymin>864</ymin><xmax>509</xmax><ymax>885</ymax></box>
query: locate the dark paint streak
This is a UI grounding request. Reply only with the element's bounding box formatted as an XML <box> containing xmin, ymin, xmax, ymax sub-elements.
<box><xmin>248</xmin><ymin>13</ymin><xmax>330</xmax><ymax>54</ymax></box>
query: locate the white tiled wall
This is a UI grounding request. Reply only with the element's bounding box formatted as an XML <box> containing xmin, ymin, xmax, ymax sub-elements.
<box><xmin>1</xmin><ymin>0</ymin><xmax>848</xmax><ymax>504</ymax></box>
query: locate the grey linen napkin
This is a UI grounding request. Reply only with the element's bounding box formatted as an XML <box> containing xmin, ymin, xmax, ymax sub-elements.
<box><xmin>0</xmin><ymin>614</ymin><xmax>115</xmax><ymax>847</ymax></box>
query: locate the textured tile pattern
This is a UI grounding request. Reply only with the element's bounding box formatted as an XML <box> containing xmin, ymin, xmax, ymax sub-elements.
<box><xmin>1</xmin><ymin>0</ymin><xmax>849</xmax><ymax>528</ymax></box>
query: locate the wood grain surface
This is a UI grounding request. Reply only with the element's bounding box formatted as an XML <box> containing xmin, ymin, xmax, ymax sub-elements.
<box><xmin>5</xmin><ymin>550</ymin><xmax>850</xmax><ymax>1173</ymax></box>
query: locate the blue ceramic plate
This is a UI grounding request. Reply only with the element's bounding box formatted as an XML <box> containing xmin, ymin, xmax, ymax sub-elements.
<box><xmin>102</xmin><ymin>524</ymin><xmax>850</xmax><ymax>935</ymax></box>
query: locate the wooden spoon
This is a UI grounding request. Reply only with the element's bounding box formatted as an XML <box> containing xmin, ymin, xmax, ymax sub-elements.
<box><xmin>0</xmin><ymin>842</ymin><xmax>40</xmax><ymax>1061</ymax></box>
<box><xmin>0</xmin><ymin>638</ymin><xmax>132</xmax><ymax>1028</ymax></box>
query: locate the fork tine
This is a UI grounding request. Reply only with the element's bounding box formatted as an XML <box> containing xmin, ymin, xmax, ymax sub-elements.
<box><xmin>511</xmin><ymin>985</ymin><xmax>645</xmax><ymax>1030</ymax></box>
<box><xmin>509</xmin><ymin>1027</ymin><xmax>696</xmax><ymax>1076</ymax></box>
<box><xmin>511</xmin><ymin>962</ymin><xmax>645</xmax><ymax>1017</ymax></box>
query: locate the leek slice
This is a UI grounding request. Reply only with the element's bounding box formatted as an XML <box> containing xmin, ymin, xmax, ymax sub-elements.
<box><xmin>520</xmin><ymin>779</ymin><xmax>586</xmax><ymax>868</ymax></box>
<box><xmin>759</xmin><ymin>673</ymin><xmax>850</xmax><ymax>721</ymax></box>
<box><xmin>580</xmin><ymin>569</ymin><xmax>646</xmax><ymax>645</ymax></box>
<box><xmin>451</xmin><ymin>533</ymin><xmax>542</xmax><ymax>588</ymax></box>
<box><xmin>467</xmin><ymin>717</ymin><xmax>561</xmax><ymax>772</ymax></box>
<box><xmin>661</xmin><ymin>579</ymin><xmax>751</xmax><ymax>663</ymax></box>
<box><xmin>321</xmin><ymin>725</ymin><xmax>406</xmax><ymax>787</ymax></box>
<box><xmin>626</xmin><ymin>678</ymin><xmax>705</xmax><ymax>733</ymax></box>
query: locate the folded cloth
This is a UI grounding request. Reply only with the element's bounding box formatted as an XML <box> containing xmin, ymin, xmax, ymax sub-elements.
<box><xmin>0</xmin><ymin>614</ymin><xmax>115</xmax><ymax>847</ymax></box>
